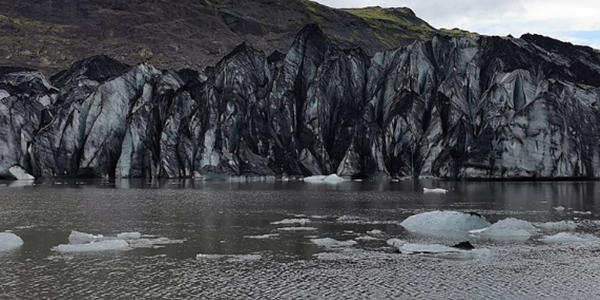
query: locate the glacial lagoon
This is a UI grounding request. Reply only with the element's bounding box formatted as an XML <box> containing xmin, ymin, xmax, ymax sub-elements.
<box><xmin>1</xmin><ymin>179</ymin><xmax>600</xmax><ymax>299</ymax></box>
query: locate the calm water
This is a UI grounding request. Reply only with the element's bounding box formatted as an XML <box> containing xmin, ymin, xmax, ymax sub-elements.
<box><xmin>1</xmin><ymin>179</ymin><xmax>600</xmax><ymax>299</ymax></box>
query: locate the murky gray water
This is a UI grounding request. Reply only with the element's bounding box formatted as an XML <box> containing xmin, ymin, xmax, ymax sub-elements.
<box><xmin>1</xmin><ymin>179</ymin><xmax>600</xmax><ymax>299</ymax></box>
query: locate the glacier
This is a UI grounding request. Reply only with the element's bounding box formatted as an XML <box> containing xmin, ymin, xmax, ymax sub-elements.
<box><xmin>1</xmin><ymin>26</ymin><xmax>600</xmax><ymax>179</ymax></box>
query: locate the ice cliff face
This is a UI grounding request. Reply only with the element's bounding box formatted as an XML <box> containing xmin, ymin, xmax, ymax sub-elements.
<box><xmin>1</xmin><ymin>26</ymin><xmax>599</xmax><ymax>179</ymax></box>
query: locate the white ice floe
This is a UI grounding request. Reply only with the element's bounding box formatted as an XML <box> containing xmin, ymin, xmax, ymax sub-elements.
<box><xmin>271</xmin><ymin>218</ymin><xmax>311</xmax><ymax>225</ymax></box>
<box><xmin>470</xmin><ymin>218</ymin><xmax>536</xmax><ymax>242</ymax></box>
<box><xmin>388</xmin><ymin>240</ymin><xmax>491</xmax><ymax>260</ymax></box>
<box><xmin>243</xmin><ymin>234</ymin><xmax>280</xmax><ymax>239</ymax></box>
<box><xmin>8</xmin><ymin>165</ymin><xmax>35</xmax><ymax>181</ymax></box>
<box><xmin>56</xmin><ymin>231</ymin><xmax>182</xmax><ymax>252</ymax></box>
<box><xmin>127</xmin><ymin>237</ymin><xmax>184</xmax><ymax>249</ymax></box>
<box><xmin>68</xmin><ymin>231</ymin><xmax>104</xmax><ymax>244</ymax></box>
<box><xmin>535</xmin><ymin>221</ymin><xmax>577</xmax><ymax>231</ymax></box>
<box><xmin>311</xmin><ymin>238</ymin><xmax>358</xmax><ymax>248</ymax></box>
<box><xmin>367</xmin><ymin>229</ymin><xmax>383</xmax><ymax>236</ymax></box>
<box><xmin>386</xmin><ymin>238</ymin><xmax>407</xmax><ymax>248</ymax></box>
<box><xmin>54</xmin><ymin>240</ymin><xmax>130</xmax><ymax>253</ymax></box>
<box><xmin>335</xmin><ymin>215</ymin><xmax>396</xmax><ymax>225</ymax></box>
<box><xmin>573</xmin><ymin>211</ymin><xmax>592</xmax><ymax>215</ymax></box>
<box><xmin>336</xmin><ymin>215</ymin><xmax>363</xmax><ymax>224</ymax></box>
<box><xmin>276</xmin><ymin>227</ymin><xmax>318</xmax><ymax>231</ymax></box>
<box><xmin>423</xmin><ymin>188</ymin><xmax>448</xmax><ymax>194</ymax></box>
<box><xmin>355</xmin><ymin>236</ymin><xmax>379</xmax><ymax>241</ymax></box>
<box><xmin>0</xmin><ymin>232</ymin><xmax>24</xmax><ymax>251</ymax></box>
<box><xmin>303</xmin><ymin>174</ymin><xmax>346</xmax><ymax>184</ymax></box>
<box><xmin>117</xmin><ymin>232</ymin><xmax>142</xmax><ymax>240</ymax></box>
<box><xmin>539</xmin><ymin>232</ymin><xmax>599</xmax><ymax>243</ymax></box>
<box><xmin>399</xmin><ymin>243</ymin><xmax>464</xmax><ymax>254</ymax></box>
<box><xmin>400</xmin><ymin>211</ymin><xmax>491</xmax><ymax>238</ymax></box>
<box><xmin>196</xmin><ymin>254</ymin><xmax>262</xmax><ymax>262</ymax></box>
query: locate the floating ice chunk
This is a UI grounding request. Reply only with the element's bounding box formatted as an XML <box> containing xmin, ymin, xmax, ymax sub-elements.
<box><xmin>470</xmin><ymin>218</ymin><xmax>535</xmax><ymax>242</ymax></box>
<box><xmin>310</xmin><ymin>238</ymin><xmax>357</xmax><ymax>248</ymax></box>
<box><xmin>386</xmin><ymin>238</ymin><xmax>407</xmax><ymax>248</ymax></box>
<box><xmin>539</xmin><ymin>232</ymin><xmax>599</xmax><ymax>243</ymax></box>
<box><xmin>355</xmin><ymin>236</ymin><xmax>379</xmax><ymax>241</ymax></box>
<box><xmin>573</xmin><ymin>211</ymin><xmax>592</xmax><ymax>216</ymax></box>
<box><xmin>400</xmin><ymin>211</ymin><xmax>491</xmax><ymax>238</ymax></box>
<box><xmin>116</xmin><ymin>232</ymin><xmax>142</xmax><ymax>240</ymax></box>
<box><xmin>553</xmin><ymin>206</ymin><xmax>565</xmax><ymax>212</ymax></box>
<box><xmin>128</xmin><ymin>237</ymin><xmax>184</xmax><ymax>249</ymax></box>
<box><xmin>276</xmin><ymin>227</ymin><xmax>317</xmax><ymax>231</ymax></box>
<box><xmin>473</xmin><ymin>227</ymin><xmax>531</xmax><ymax>242</ymax></box>
<box><xmin>323</xmin><ymin>174</ymin><xmax>345</xmax><ymax>184</ymax></box>
<box><xmin>303</xmin><ymin>174</ymin><xmax>346</xmax><ymax>184</ymax></box>
<box><xmin>535</xmin><ymin>221</ymin><xmax>577</xmax><ymax>231</ymax></box>
<box><xmin>54</xmin><ymin>240</ymin><xmax>130</xmax><ymax>253</ymax></box>
<box><xmin>336</xmin><ymin>215</ymin><xmax>363</xmax><ymax>224</ymax></box>
<box><xmin>243</xmin><ymin>234</ymin><xmax>280</xmax><ymax>239</ymax></box>
<box><xmin>423</xmin><ymin>188</ymin><xmax>448</xmax><ymax>194</ymax></box>
<box><xmin>492</xmin><ymin>218</ymin><xmax>537</xmax><ymax>231</ymax></box>
<box><xmin>68</xmin><ymin>231</ymin><xmax>104</xmax><ymax>245</ymax></box>
<box><xmin>396</xmin><ymin>243</ymin><xmax>490</xmax><ymax>260</ymax></box>
<box><xmin>63</xmin><ymin>231</ymin><xmax>181</xmax><ymax>250</ymax></box>
<box><xmin>399</xmin><ymin>243</ymin><xmax>463</xmax><ymax>254</ymax></box>
<box><xmin>0</xmin><ymin>232</ymin><xmax>24</xmax><ymax>251</ymax></box>
<box><xmin>271</xmin><ymin>218</ymin><xmax>311</xmax><ymax>225</ymax></box>
<box><xmin>367</xmin><ymin>229</ymin><xmax>383</xmax><ymax>235</ymax></box>
<box><xmin>196</xmin><ymin>254</ymin><xmax>261</xmax><ymax>262</ymax></box>
<box><xmin>8</xmin><ymin>165</ymin><xmax>35</xmax><ymax>181</ymax></box>
<box><xmin>303</xmin><ymin>175</ymin><xmax>327</xmax><ymax>182</ymax></box>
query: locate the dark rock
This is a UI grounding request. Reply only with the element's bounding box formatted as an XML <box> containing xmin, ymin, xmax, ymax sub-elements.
<box><xmin>451</xmin><ymin>241</ymin><xmax>475</xmax><ymax>250</ymax></box>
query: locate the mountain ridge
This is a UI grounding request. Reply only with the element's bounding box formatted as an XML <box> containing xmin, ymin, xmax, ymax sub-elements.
<box><xmin>0</xmin><ymin>0</ymin><xmax>477</xmax><ymax>75</ymax></box>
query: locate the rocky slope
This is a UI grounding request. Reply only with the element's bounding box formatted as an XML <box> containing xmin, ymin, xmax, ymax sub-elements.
<box><xmin>0</xmin><ymin>0</ymin><xmax>473</xmax><ymax>75</ymax></box>
<box><xmin>1</xmin><ymin>25</ymin><xmax>600</xmax><ymax>180</ymax></box>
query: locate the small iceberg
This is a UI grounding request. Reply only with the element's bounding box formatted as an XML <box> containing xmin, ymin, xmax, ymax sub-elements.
<box><xmin>8</xmin><ymin>165</ymin><xmax>35</xmax><ymax>181</ymax></box>
<box><xmin>310</xmin><ymin>238</ymin><xmax>358</xmax><ymax>248</ymax></box>
<box><xmin>423</xmin><ymin>188</ymin><xmax>448</xmax><ymax>194</ymax></box>
<box><xmin>539</xmin><ymin>232</ymin><xmax>599</xmax><ymax>243</ymax></box>
<box><xmin>116</xmin><ymin>232</ymin><xmax>142</xmax><ymax>240</ymax></box>
<box><xmin>54</xmin><ymin>231</ymin><xmax>182</xmax><ymax>252</ymax></box>
<box><xmin>276</xmin><ymin>227</ymin><xmax>317</xmax><ymax>232</ymax></box>
<box><xmin>367</xmin><ymin>229</ymin><xmax>384</xmax><ymax>236</ymax></box>
<box><xmin>355</xmin><ymin>235</ymin><xmax>379</xmax><ymax>241</ymax></box>
<box><xmin>387</xmin><ymin>239</ymin><xmax>489</xmax><ymax>260</ymax></box>
<box><xmin>470</xmin><ymin>218</ymin><xmax>536</xmax><ymax>242</ymax></box>
<box><xmin>54</xmin><ymin>240</ymin><xmax>130</xmax><ymax>253</ymax></box>
<box><xmin>127</xmin><ymin>237</ymin><xmax>184</xmax><ymax>249</ymax></box>
<box><xmin>535</xmin><ymin>221</ymin><xmax>577</xmax><ymax>231</ymax></box>
<box><xmin>243</xmin><ymin>234</ymin><xmax>280</xmax><ymax>239</ymax></box>
<box><xmin>0</xmin><ymin>232</ymin><xmax>24</xmax><ymax>251</ymax></box>
<box><xmin>271</xmin><ymin>218</ymin><xmax>311</xmax><ymax>225</ymax></box>
<box><xmin>573</xmin><ymin>211</ymin><xmax>592</xmax><ymax>216</ymax></box>
<box><xmin>68</xmin><ymin>231</ymin><xmax>104</xmax><ymax>244</ymax></box>
<box><xmin>400</xmin><ymin>211</ymin><xmax>491</xmax><ymax>238</ymax></box>
<box><xmin>303</xmin><ymin>174</ymin><xmax>346</xmax><ymax>184</ymax></box>
<box><xmin>386</xmin><ymin>238</ymin><xmax>406</xmax><ymax>248</ymax></box>
<box><xmin>196</xmin><ymin>254</ymin><xmax>262</xmax><ymax>262</ymax></box>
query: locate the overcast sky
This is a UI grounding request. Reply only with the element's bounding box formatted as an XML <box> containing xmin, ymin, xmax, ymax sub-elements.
<box><xmin>313</xmin><ymin>0</ymin><xmax>600</xmax><ymax>49</ymax></box>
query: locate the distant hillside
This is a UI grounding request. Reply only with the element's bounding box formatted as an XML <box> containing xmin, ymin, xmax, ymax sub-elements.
<box><xmin>0</xmin><ymin>0</ymin><xmax>476</xmax><ymax>74</ymax></box>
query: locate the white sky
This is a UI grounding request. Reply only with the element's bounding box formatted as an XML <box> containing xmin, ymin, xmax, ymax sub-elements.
<box><xmin>313</xmin><ymin>0</ymin><xmax>600</xmax><ymax>48</ymax></box>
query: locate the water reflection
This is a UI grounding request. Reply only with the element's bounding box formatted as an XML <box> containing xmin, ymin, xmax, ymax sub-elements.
<box><xmin>1</xmin><ymin>178</ymin><xmax>599</xmax><ymax>212</ymax></box>
<box><xmin>1</xmin><ymin>179</ymin><xmax>600</xmax><ymax>299</ymax></box>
